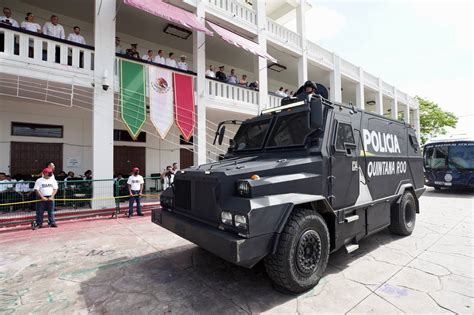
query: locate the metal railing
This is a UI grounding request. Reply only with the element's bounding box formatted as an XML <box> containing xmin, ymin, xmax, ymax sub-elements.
<box><xmin>0</xmin><ymin>177</ymin><xmax>162</xmax><ymax>227</ymax></box>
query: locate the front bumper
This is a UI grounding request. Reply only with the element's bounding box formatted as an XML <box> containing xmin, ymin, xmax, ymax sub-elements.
<box><xmin>152</xmin><ymin>208</ymin><xmax>273</xmax><ymax>268</ymax></box>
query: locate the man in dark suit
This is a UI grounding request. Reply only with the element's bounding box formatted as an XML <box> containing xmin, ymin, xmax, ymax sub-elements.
<box><xmin>215</xmin><ymin>66</ymin><xmax>227</xmax><ymax>81</ymax></box>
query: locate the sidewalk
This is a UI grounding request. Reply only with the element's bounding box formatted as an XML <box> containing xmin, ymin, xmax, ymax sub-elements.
<box><xmin>0</xmin><ymin>188</ymin><xmax>472</xmax><ymax>314</ymax></box>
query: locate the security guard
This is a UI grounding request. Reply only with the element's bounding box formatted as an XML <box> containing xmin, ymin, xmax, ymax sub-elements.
<box><xmin>296</xmin><ymin>80</ymin><xmax>319</xmax><ymax>101</ymax></box>
<box><xmin>33</xmin><ymin>168</ymin><xmax>58</xmax><ymax>229</ymax></box>
<box><xmin>127</xmin><ymin>167</ymin><xmax>144</xmax><ymax>217</ymax></box>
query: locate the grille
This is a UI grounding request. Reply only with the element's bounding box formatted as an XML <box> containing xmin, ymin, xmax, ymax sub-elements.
<box><xmin>173</xmin><ymin>178</ymin><xmax>218</xmax><ymax>222</ymax></box>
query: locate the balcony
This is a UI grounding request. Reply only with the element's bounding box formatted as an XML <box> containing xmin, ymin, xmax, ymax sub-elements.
<box><xmin>266</xmin><ymin>18</ymin><xmax>301</xmax><ymax>52</ymax></box>
<box><xmin>206</xmin><ymin>0</ymin><xmax>257</xmax><ymax>31</ymax></box>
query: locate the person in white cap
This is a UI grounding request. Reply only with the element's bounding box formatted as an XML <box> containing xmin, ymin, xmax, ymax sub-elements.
<box><xmin>33</xmin><ymin>167</ymin><xmax>58</xmax><ymax>229</ymax></box>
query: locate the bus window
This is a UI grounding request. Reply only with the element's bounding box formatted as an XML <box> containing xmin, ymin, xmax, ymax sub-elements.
<box><xmin>449</xmin><ymin>145</ymin><xmax>474</xmax><ymax>169</ymax></box>
<box><xmin>425</xmin><ymin>146</ymin><xmax>448</xmax><ymax>169</ymax></box>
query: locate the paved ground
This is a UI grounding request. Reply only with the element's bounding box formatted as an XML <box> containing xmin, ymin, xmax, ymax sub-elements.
<box><xmin>0</xmin><ymin>188</ymin><xmax>473</xmax><ymax>314</ymax></box>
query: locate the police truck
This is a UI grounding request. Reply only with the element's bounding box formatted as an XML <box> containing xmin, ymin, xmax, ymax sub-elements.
<box><xmin>153</xmin><ymin>86</ymin><xmax>425</xmax><ymax>293</ymax></box>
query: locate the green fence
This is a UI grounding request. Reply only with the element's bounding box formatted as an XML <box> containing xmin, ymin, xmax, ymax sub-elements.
<box><xmin>0</xmin><ymin>177</ymin><xmax>162</xmax><ymax>226</ymax></box>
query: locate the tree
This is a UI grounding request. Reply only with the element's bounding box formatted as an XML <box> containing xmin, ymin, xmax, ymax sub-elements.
<box><xmin>416</xmin><ymin>96</ymin><xmax>458</xmax><ymax>144</ymax></box>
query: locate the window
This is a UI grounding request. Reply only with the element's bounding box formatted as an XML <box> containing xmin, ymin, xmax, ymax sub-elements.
<box><xmin>409</xmin><ymin>134</ymin><xmax>419</xmax><ymax>152</ymax></box>
<box><xmin>113</xmin><ymin>129</ymin><xmax>146</xmax><ymax>142</ymax></box>
<box><xmin>11</xmin><ymin>122</ymin><xmax>63</xmax><ymax>138</ymax></box>
<box><xmin>335</xmin><ymin>122</ymin><xmax>355</xmax><ymax>152</ymax></box>
<box><xmin>424</xmin><ymin>146</ymin><xmax>448</xmax><ymax>169</ymax></box>
<box><xmin>180</xmin><ymin>135</ymin><xmax>193</xmax><ymax>145</ymax></box>
<box><xmin>233</xmin><ymin>118</ymin><xmax>271</xmax><ymax>151</ymax></box>
<box><xmin>266</xmin><ymin>111</ymin><xmax>311</xmax><ymax>148</ymax></box>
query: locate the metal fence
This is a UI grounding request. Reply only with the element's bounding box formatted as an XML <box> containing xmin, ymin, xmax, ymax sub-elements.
<box><xmin>0</xmin><ymin>177</ymin><xmax>162</xmax><ymax>227</ymax></box>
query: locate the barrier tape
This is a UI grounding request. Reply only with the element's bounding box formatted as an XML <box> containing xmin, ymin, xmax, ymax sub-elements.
<box><xmin>0</xmin><ymin>193</ymin><xmax>160</xmax><ymax>207</ymax></box>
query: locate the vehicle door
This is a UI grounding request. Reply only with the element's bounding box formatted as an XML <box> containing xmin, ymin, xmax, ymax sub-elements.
<box><xmin>329</xmin><ymin>110</ymin><xmax>360</xmax><ymax>209</ymax></box>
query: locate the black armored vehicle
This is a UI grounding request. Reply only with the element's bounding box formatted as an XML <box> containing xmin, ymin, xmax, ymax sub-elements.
<box><xmin>153</xmin><ymin>88</ymin><xmax>425</xmax><ymax>293</ymax></box>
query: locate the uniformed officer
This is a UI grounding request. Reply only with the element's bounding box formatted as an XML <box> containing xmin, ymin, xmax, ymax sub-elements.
<box><xmin>127</xmin><ymin>167</ymin><xmax>144</xmax><ymax>217</ymax></box>
<box><xmin>297</xmin><ymin>80</ymin><xmax>319</xmax><ymax>101</ymax></box>
<box><xmin>33</xmin><ymin>168</ymin><xmax>58</xmax><ymax>229</ymax></box>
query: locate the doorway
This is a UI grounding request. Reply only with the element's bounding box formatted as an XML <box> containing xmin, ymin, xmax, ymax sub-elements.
<box><xmin>10</xmin><ymin>142</ymin><xmax>63</xmax><ymax>176</ymax></box>
<box><xmin>180</xmin><ymin>148</ymin><xmax>194</xmax><ymax>169</ymax></box>
<box><xmin>114</xmin><ymin>146</ymin><xmax>146</xmax><ymax>176</ymax></box>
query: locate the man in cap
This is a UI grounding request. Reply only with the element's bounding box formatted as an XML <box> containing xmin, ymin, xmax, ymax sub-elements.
<box><xmin>215</xmin><ymin>66</ymin><xmax>227</xmax><ymax>81</ymax></box>
<box><xmin>177</xmin><ymin>55</ymin><xmax>188</xmax><ymax>71</ymax></box>
<box><xmin>127</xmin><ymin>167</ymin><xmax>144</xmax><ymax>217</ymax></box>
<box><xmin>33</xmin><ymin>168</ymin><xmax>58</xmax><ymax>229</ymax></box>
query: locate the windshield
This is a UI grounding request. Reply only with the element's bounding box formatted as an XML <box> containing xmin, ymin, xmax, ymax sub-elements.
<box><xmin>424</xmin><ymin>142</ymin><xmax>474</xmax><ymax>170</ymax></box>
<box><xmin>266</xmin><ymin>111</ymin><xmax>311</xmax><ymax>148</ymax></box>
<box><xmin>233</xmin><ymin>118</ymin><xmax>271</xmax><ymax>151</ymax></box>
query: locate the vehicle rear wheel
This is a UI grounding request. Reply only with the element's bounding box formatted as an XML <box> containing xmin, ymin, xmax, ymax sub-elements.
<box><xmin>264</xmin><ymin>208</ymin><xmax>329</xmax><ymax>293</ymax></box>
<box><xmin>389</xmin><ymin>191</ymin><xmax>417</xmax><ymax>236</ymax></box>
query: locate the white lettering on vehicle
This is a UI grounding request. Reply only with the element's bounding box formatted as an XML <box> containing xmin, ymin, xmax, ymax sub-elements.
<box><xmin>367</xmin><ymin>160</ymin><xmax>407</xmax><ymax>178</ymax></box>
<box><xmin>363</xmin><ymin>129</ymin><xmax>401</xmax><ymax>154</ymax></box>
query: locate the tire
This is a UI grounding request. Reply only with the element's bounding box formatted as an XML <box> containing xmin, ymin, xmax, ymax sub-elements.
<box><xmin>389</xmin><ymin>191</ymin><xmax>417</xmax><ymax>236</ymax></box>
<box><xmin>264</xmin><ymin>208</ymin><xmax>330</xmax><ymax>293</ymax></box>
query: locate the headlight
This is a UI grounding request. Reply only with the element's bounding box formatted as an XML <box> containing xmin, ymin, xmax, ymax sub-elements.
<box><xmin>236</xmin><ymin>181</ymin><xmax>251</xmax><ymax>197</ymax></box>
<box><xmin>234</xmin><ymin>215</ymin><xmax>247</xmax><ymax>229</ymax></box>
<box><xmin>221</xmin><ymin>211</ymin><xmax>233</xmax><ymax>225</ymax></box>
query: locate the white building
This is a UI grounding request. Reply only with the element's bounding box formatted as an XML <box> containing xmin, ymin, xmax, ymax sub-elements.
<box><xmin>0</xmin><ymin>0</ymin><xmax>419</xmax><ymax>199</ymax></box>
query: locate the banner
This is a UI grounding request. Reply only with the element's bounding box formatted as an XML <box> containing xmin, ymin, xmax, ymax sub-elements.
<box><xmin>173</xmin><ymin>73</ymin><xmax>195</xmax><ymax>141</ymax></box>
<box><xmin>149</xmin><ymin>66</ymin><xmax>174</xmax><ymax>139</ymax></box>
<box><xmin>120</xmin><ymin>60</ymin><xmax>146</xmax><ymax>140</ymax></box>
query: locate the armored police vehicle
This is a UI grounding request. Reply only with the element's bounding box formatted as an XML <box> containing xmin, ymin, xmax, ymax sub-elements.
<box><xmin>153</xmin><ymin>86</ymin><xmax>425</xmax><ymax>293</ymax></box>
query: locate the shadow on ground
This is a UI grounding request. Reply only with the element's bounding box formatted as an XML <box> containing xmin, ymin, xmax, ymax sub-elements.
<box><xmin>423</xmin><ymin>187</ymin><xmax>474</xmax><ymax>199</ymax></box>
<box><xmin>77</xmin><ymin>227</ymin><xmax>405</xmax><ymax>314</ymax></box>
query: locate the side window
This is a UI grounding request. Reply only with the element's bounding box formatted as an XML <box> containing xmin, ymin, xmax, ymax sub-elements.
<box><xmin>409</xmin><ymin>134</ymin><xmax>419</xmax><ymax>152</ymax></box>
<box><xmin>334</xmin><ymin>122</ymin><xmax>356</xmax><ymax>153</ymax></box>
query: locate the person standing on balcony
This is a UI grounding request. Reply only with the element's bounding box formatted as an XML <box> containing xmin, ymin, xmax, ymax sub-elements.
<box><xmin>67</xmin><ymin>26</ymin><xmax>85</xmax><ymax>45</ymax></box>
<box><xmin>227</xmin><ymin>69</ymin><xmax>238</xmax><ymax>84</ymax></box>
<box><xmin>205</xmin><ymin>65</ymin><xmax>215</xmax><ymax>78</ymax></box>
<box><xmin>127</xmin><ymin>167</ymin><xmax>144</xmax><ymax>217</ymax></box>
<box><xmin>126</xmin><ymin>43</ymin><xmax>140</xmax><ymax>59</ymax></box>
<box><xmin>115</xmin><ymin>37</ymin><xmax>125</xmax><ymax>54</ymax></box>
<box><xmin>249</xmin><ymin>80</ymin><xmax>259</xmax><ymax>90</ymax></box>
<box><xmin>21</xmin><ymin>13</ymin><xmax>41</xmax><ymax>33</ymax></box>
<box><xmin>239</xmin><ymin>74</ymin><xmax>248</xmax><ymax>87</ymax></box>
<box><xmin>165</xmin><ymin>52</ymin><xmax>177</xmax><ymax>68</ymax></box>
<box><xmin>42</xmin><ymin>15</ymin><xmax>65</xmax><ymax>39</ymax></box>
<box><xmin>177</xmin><ymin>55</ymin><xmax>188</xmax><ymax>71</ymax></box>
<box><xmin>216</xmin><ymin>66</ymin><xmax>227</xmax><ymax>81</ymax></box>
<box><xmin>0</xmin><ymin>7</ymin><xmax>19</xmax><ymax>27</ymax></box>
<box><xmin>32</xmin><ymin>168</ymin><xmax>58</xmax><ymax>229</ymax></box>
<box><xmin>142</xmin><ymin>49</ymin><xmax>154</xmax><ymax>62</ymax></box>
<box><xmin>153</xmin><ymin>49</ymin><xmax>165</xmax><ymax>65</ymax></box>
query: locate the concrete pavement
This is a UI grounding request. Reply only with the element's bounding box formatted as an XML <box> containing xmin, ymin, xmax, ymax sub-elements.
<box><xmin>0</xmin><ymin>188</ymin><xmax>473</xmax><ymax>314</ymax></box>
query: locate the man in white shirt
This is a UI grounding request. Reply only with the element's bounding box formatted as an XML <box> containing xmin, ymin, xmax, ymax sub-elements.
<box><xmin>205</xmin><ymin>65</ymin><xmax>215</xmax><ymax>78</ymax></box>
<box><xmin>165</xmin><ymin>52</ymin><xmax>177</xmax><ymax>68</ymax></box>
<box><xmin>33</xmin><ymin>168</ymin><xmax>58</xmax><ymax>229</ymax></box>
<box><xmin>153</xmin><ymin>49</ymin><xmax>165</xmax><ymax>65</ymax></box>
<box><xmin>67</xmin><ymin>26</ymin><xmax>85</xmax><ymax>45</ymax></box>
<box><xmin>115</xmin><ymin>37</ymin><xmax>125</xmax><ymax>54</ymax></box>
<box><xmin>0</xmin><ymin>172</ymin><xmax>10</xmax><ymax>193</ymax></box>
<box><xmin>177</xmin><ymin>55</ymin><xmax>188</xmax><ymax>71</ymax></box>
<box><xmin>42</xmin><ymin>15</ymin><xmax>65</xmax><ymax>39</ymax></box>
<box><xmin>142</xmin><ymin>49</ymin><xmax>154</xmax><ymax>62</ymax></box>
<box><xmin>127</xmin><ymin>167</ymin><xmax>144</xmax><ymax>217</ymax></box>
<box><xmin>0</xmin><ymin>7</ymin><xmax>19</xmax><ymax>27</ymax></box>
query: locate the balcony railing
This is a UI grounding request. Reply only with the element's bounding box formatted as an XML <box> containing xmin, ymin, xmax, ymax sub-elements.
<box><xmin>207</xmin><ymin>0</ymin><xmax>257</xmax><ymax>26</ymax></box>
<box><xmin>266</xmin><ymin>18</ymin><xmax>301</xmax><ymax>49</ymax></box>
<box><xmin>0</xmin><ymin>24</ymin><xmax>94</xmax><ymax>73</ymax></box>
<box><xmin>306</xmin><ymin>41</ymin><xmax>333</xmax><ymax>69</ymax></box>
<box><xmin>268</xmin><ymin>93</ymin><xmax>283</xmax><ymax>109</ymax></box>
<box><xmin>206</xmin><ymin>78</ymin><xmax>259</xmax><ymax>107</ymax></box>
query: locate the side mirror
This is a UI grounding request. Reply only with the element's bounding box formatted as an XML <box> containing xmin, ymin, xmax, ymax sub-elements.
<box><xmin>309</xmin><ymin>97</ymin><xmax>323</xmax><ymax>130</ymax></box>
<box><xmin>218</xmin><ymin>125</ymin><xmax>226</xmax><ymax>145</ymax></box>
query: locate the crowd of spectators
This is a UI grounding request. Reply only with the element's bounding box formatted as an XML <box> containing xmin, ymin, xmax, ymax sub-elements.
<box><xmin>0</xmin><ymin>7</ymin><xmax>86</xmax><ymax>45</ymax></box>
<box><xmin>274</xmin><ymin>87</ymin><xmax>294</xmax><ymax>97</ymax></box>
<box><xmin>116</xmin><ymin>37</ymin><xmax>189</xmax><ymax>71</ymax></box>
<box><xmin>206</xmin><ymin>64</ymin><xmax>259</xmax><ymax>90</ymax></box>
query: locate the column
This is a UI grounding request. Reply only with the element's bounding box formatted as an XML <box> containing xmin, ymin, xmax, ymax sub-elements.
<box><xmin>92</xmin><ymin>0</ymin><xmax>116</xmax><ymax>208</ymax></box>
<box><xmin>415</xmin><ymin>103</ymin><xmax>421</xmax><ymax>142</ymax></box>
<box><xmin>193</xmin><ymin>1</ymin><xmax>207</xmax><ymax>165</ymax></box>
<box><xmin>376</xmin><ymin>77</ymin><xmax>383</xmax><ymax>115</ymax></box>
<box><xmin>296</xmin><ymin>0</ymin><xmax>307</xmax><ymax>86</ymax></box>
<box><xmin>355</xmin><ymin>67</ymin><xmax>365</xmax><ymax>109</ymax></box>
<box><xmin>404</xmin><ymin>104</ymin><xmax>410</xmax><ymax>124</ymax></box>
<box><xmin>391</xmin><ymin>88</ymin><xmax>398</xmax><ymax>120</ymax></box>
<box><xmin>255</xmin><ymin>0</ymin><xmax>268</xmax><ymax>111</ymax></box>
<box><xmin>329</xmin><ymin>54</ymin><xmax>342</xmax><ymax>102</ymax></box>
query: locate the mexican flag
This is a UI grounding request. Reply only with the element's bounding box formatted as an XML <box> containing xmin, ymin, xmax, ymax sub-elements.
<box><xmin>120</xmin><ymin>60</ymin><xmax>146</xmax><ymax>139</ymax></box>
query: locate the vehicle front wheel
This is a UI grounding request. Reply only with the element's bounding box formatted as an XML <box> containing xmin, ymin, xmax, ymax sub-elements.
<box><xmin>264</xmin><ymin>208</ymin><xmax>329</xmax><ymax>293</ymax></box>
<box><xmin>389</xmin><ymin>191</ymin><xmax>417</xmax><ymax>236</ymax></box>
